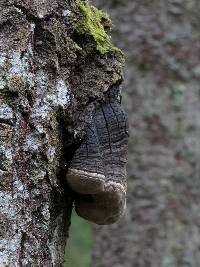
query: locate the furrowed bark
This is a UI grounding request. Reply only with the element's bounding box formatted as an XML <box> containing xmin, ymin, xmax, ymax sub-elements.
<box><xmin>92</xmin><ymin>1</ymin><xmax>200</xmax><ymax>267</ymax></box>
<box><xmin>0</xmin><ymin>0</ymin><xmax>123</xmax><ymax>266</ymax></box>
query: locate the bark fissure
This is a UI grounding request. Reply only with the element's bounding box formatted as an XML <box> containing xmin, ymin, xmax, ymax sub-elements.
<box><xmin>19</xmin><ymin>232</ymin><xmax>26</xmax><ymax>267</ymax></box>
<box><xmin>100</xmin><ymin>104</ymin><xmax>112</xmax><ymax>154</ymax></box>
<box><xmin>109</xmin><ymin>102</ymin><xmax>120</xmax><ymax>130</ymax></box>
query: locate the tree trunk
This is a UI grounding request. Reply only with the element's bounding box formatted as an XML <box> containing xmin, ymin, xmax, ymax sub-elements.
<box><xmin>0</xmin><ymin>0</ymin><xmax>123</xmax><ymax>266</ymax></box>
<box><xmin>92</xmin><ymin>1</ymin><xmax>200</xmax><ymax>267</ymax></box>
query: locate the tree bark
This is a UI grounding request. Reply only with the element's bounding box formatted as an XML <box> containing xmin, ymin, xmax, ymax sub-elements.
<box><xmin>0</xmin><ymin>0</ymin><xmax>123</xmax><ymax>266</ymax></box>
<box><xmin>92</xmin><ymin>1</ymin><xmax>200</xmax><ymax>267</ymax></box>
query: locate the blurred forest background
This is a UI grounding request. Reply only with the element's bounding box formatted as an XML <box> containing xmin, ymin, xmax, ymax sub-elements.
<box><xmin>65</xmin><ymin>212</ymin><xmax>93</xmax><ymax>267</ymax></box>
<box><xmin>66</xmin><ymin>0</ymin><xmax>200</xmax><ymax>266</ymax></box>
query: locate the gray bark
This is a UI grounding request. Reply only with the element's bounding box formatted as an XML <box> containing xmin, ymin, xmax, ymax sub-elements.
<box><xmin>92</xmin><ymin>1</ymin><xmax>200</xmax><ymax>267</ymax></box>
<box><xmin>0</xmin><ymin>0</ymin><xmax>123</xmax><ymax>266</ymax></box>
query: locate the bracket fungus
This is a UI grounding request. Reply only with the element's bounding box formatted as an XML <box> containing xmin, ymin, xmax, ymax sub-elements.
<box><xmin>66</xmin><ymin>98</ymin><xmax>129</xmax><ymax>225</ymax></box>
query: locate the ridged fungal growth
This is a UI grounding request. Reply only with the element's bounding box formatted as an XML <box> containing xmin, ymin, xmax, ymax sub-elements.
<box><xmin>66</xmin><ymin>98</ymin><xmax>128</xmax><ymax>225</ymax></box>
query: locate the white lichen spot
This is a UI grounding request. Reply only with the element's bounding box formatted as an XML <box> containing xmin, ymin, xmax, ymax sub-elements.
<box><xmin>0</xmin><ymin>233</ymin><xmax>22</xmax><ymax>266</ymax></box>
<box><xmin>31</xmin><ymin>70</ymin><xmax>51</xmax><ymax>119</ymax></box>
<box><xmin>0</xmin><ymin>192</ymin><xmax>17</xmax><ymax>218</ymax></box>
<box><xmin>0</xmin><ymin>53</ymin><xmax>6</xmax><ymax>68</ymax></box>
<box><xmin>0</xmin><ymin>105</ymin><xmax>14</xmax><ymax>121</ymax></box>
<box><xmin>31</xmin><ymin>102</ymin><xmax>50</xmax><ymax>119</ymax></box>
<box><xmin>38</xmin><ymin>13</ymin><xmax>44</xmax><ymax>19</ymax></box>
<box><xmin>0</xmin><ymin>146</ymin><xmax>13</xmax><ymax>161</ymax></box>
<box><xmin>12</xmin><ymin>180</ymin><xmax>30</xmax><ymax>201</ymax></box>
<box><xmin>36</xmin><ymin>69</ymin><xmax>48</xmax><ymax>92</ymax></box>
<box><xmin>23</xmin><ymin>236</ymin><xmax>40</xmax><ymax>264</ymax></box>
<box><xmin>48</xmin><ymin>213</ymin><xmax>64</xmax><ymax>264</ymax></box>
<box><xmin>41</xmin><ymin>203</ymin><xmax>51</xmax><ymax>223</ymax></box>
<box><xmin>0</xmin><ymin>79</ymin><xmax>6</xmax><ymax>90</ymax></box>
<box><xmin>30</xmin><ymin>23</ymin><xmax>35</xmax><ymax>32</ymax></box>
<box><xmin>62</xmin><ymin>9</ymin><xmax>71</xmax><ymax>16</ymax></box>
<box><xmin>31</xmin><ymin>188</ymin><xmax>41</xmax><ymax>196</ymax></box>
<box><xmin>35</xmin><ymin>124</ymin><xmax>45</xmax><ymax>135</ymax></box>
<box><xmin>13</xmin><ymin>180</ymin><xmax>24</xmax><ymax>192</ymax></box>
<box><xmin>47</xmin><ymin>147</ymin><xmax>55</xmax><ymax>163</ymax></box>
<box><xmin>30</xmin><ymin>170</ymin><xmax>47</xmax><ymax>183</ymax></box>
<box><xmin>15</xmin><ymin>6</ymin><xmax>23</xmax><ymax>13</ymax></box>
<box><xmin>49</xmin><ymin>237</ymin><xmax>58</xmax><ymax>264</ymax></box>
<box><xmin>8</xmin><ymin>51</ymin><xmax>26</xmax><ymax>77</ymax></box>
<box><xmin>27</xmin><ymin>42</ymin><xmax>34</xmax><ymax>62</ymax></box>
<box><xmin>45</xmin><ymin>79</ymin><xmax>70</xmax><ymax>108</ymax></box>
<box><xmin>5</xmin><ymin>50</ymin><xmax>34</xmax><ymax>88</ymax></box>
<box><xmin>25</xmin><ymin>135</ymin><xmax>41</xmax><ymax>152</ymax></box>
<box><xmin>57</xmin><ymin>79</ymin><xmax>70</xmax><ymax>106</ymax></box>
<box><xmin>73</xmin><ymin>129</ymin><xmax>79</xmax><ymax>138</ymax></box>
<box><xmin>45</xmin><ymin>95</ymin><xmax>58</xmax><ymax>106</ymax></box>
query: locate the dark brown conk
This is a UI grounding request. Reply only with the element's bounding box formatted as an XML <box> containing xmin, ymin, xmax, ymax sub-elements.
<box><xmin>66</xmin><ymin>98</ymin><xmax>129</xmax><ymax>225</ymax></box>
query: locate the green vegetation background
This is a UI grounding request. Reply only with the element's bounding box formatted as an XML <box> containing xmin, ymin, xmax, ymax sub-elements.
<box><xmin>65</xmin><ymin>211</ymin><xmax>93</xmax><ymax>267</ymax></box>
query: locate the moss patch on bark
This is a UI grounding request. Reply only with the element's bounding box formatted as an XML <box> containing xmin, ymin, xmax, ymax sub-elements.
<box><xmin>73</xmin><ymin>0</ymin><xmax>121</xmax><ymax>55</ymax></box>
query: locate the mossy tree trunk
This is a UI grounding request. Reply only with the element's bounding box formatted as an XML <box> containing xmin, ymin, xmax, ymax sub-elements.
<box><xmin>92</xmin><ymin>1</ymin><xmax>200</xmax><ymax>267</ymax></box>
<box><xmin>0</xmin><ymin>0</ymin><xmax>123</xmax><ymax>266</ymax></box>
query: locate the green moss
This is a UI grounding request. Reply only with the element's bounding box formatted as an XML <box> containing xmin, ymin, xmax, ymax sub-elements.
<box><xmin>74</xmin><ymin>0</ymin><xmax>121</xmax><ymax>55</ymax></box>
<box><xmin>68</xmin><ymin>37</ymin><xmax>82</xmax><ymax>51</ymax></box>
